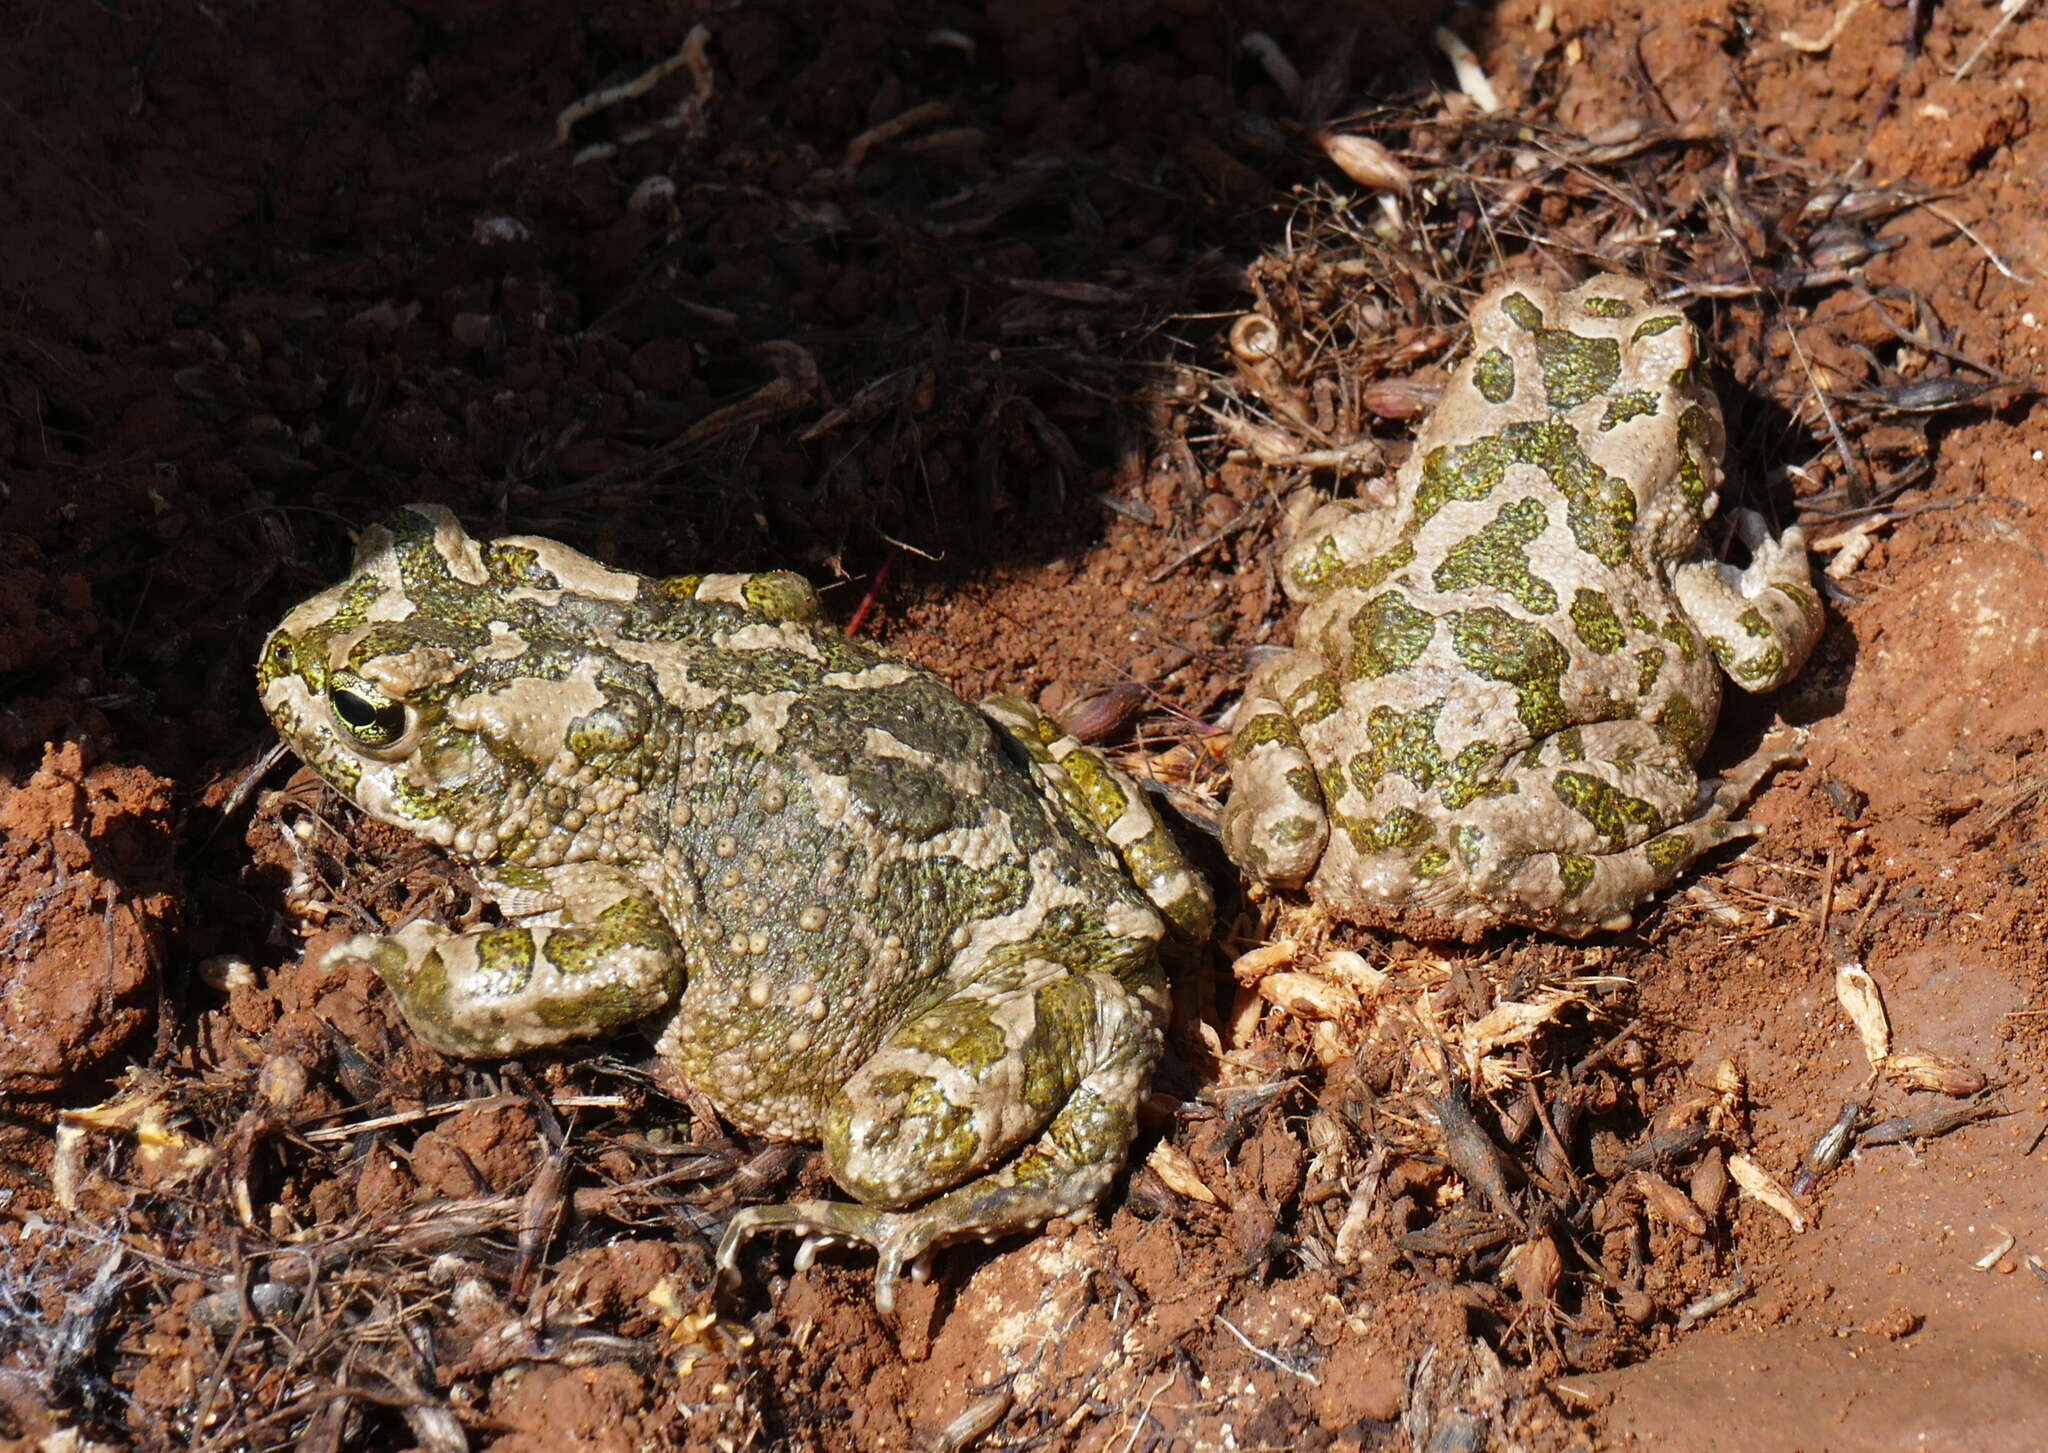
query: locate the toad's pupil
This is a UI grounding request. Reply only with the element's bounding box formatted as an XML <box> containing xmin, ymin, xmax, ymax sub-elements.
<box><xmin>332</xmin><ymin>689</ymin><xmax>401</xmax><ymax>739</ymax></box>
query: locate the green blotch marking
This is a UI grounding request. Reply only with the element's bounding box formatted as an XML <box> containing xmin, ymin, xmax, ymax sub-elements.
<box><xmin>1570</xmin><ymin>589</ymin><xmax>1625</xmax><ymax>654</ymax></box>
<box><xmin>1287</xmin><ymin>673</ymin><xmax>1343</xmax><ymax>726</ymax></box>
<box><xmin>1600</xmin><ymin>391</ymin><xmax>1661</xmax><ymax>430</ymax></box>
<box><xmin>1661</xmin><ymin>613</ymin><xmax>1700</xmax><ymax>661</ymax></box>
<box><xmin>486</xmin><ymin>544</ymin><xmax>560</xmax><ymax>592</ymax></box>
<box><xmin>1416</xmin><ymin>420</ymin><xmax>1637</xmax><ymax>567</ymax></box>
<box><xmin>1454</xmin><ymin>824</ymin><xmax>1485</xmax><ymax>869</ymax></box>
<box><xmin>568</xmin><ymin>690</ymin><xmax>651</xmax><ymax>764</ymax></box>
<box><xmin>1287</xmin><ymin>535</ymin><xmax>1347</xmax><ymax>595</ymax></box>
<box><xmin>1500</xmin><ymin>292</ymin><xmax>1546</xmax><ymax>330</ymax></box>
<box><xmin>1676</xmin><ymin>404</ymin><xmax>1715</xmax><ymax>512</ymax></box>
<box><xmin>1554</xmin><ymin>728</ymin><xmax>1586</xmax><ymax>761</ymax></box>
<box><xmin>257</xmin><ymin>633</ymin><xmax>297</xmax><ymax>693</ymax></box>
<box><xmin>1264</xmin><ymin>810</ymin><xmax>1323</xmax><ymax>850</ymax></box>
<box><xmin>1646</xmin><ymin>831</ymin><xmax>1693</xmax><ymax>874</ymax></box>
<box><xmin>1656</xmin><ymin>691</ymin><xmax>1706</xmax><ymax>753</ymax></box>
<box><xmin>1440</xmin><ymin>740</ymin><xmax>1512</xmax><ymax>810</ymax></box>
<box><xmin>322</xmin><ymin>755</ymin><xmax>362</xmax><ymax>797</ymax></box>
<box><xmin>1535</xmin><ymin>330</ymin><xmax>1622</xmax><ymax>411</ymax></box>
<box><xmin>474</xmin><ymin>926</ymin><xmax>536</xmax><ymax>990</ymax></box>
<box><xmin>1448</xmin><ymin>606</ymin><xmax>1570</xmax><ymax>738</ymax></box>
<box><xmin>1475</xmin><ymin>348</ymin><xmax>1516</xmax><ymax>404</ymax></box>
<box><xmin>1287</xmin><ymin>533</ymin><xmax>1420</xmax><ymax>598</ymax></box>
<box><xmin>1432</xmin><ymin>497</ymin><xmax>1558</xmax><ymax>614</ymax></box>
<box><xmin>1732</xmin><ymin>646</ymin><xmax>1788</xmax><ymax>684</ymax></box>
<box><xmin>1331</xmin><ymin>540</ymin><xmax>1418</xmax><ymax>594</ymax></box>
<box><xmin>1773</xmin><ymin>581</ymin><xmax>1820</xmax><ymax>622</ymax></box>
<box><xmin>1413</xmin><ymin>845</ymin><xmax>1451</xmax><ymax>878</ymax></box>
<box><xmin>1634</xmin><ymin>646</ymin><xmax>1666</xmax><ymax>698</ymax></box>
<box><xmin>1348</xmin><ymin>703</ymin><xmax>1450</xmax><ymax>798</ymax></box>
<box><xmin>1048</xmin><ymin>743</ymin><xmax>1147</xmax><ymax>846</ymax></box>
<box><xmin>1632</xmin><ymin>314</ymin><xmax>1685</xmax><ymax>342</ymax></box>
<box><xmin>1738</xmin><ymin>606</ymin><xmax>1772</xmax><ymax>637</ymax></box>
<box><xmin>684</xmin><ymin>645</ymin><xmax>828</xmax><ymax>697</ymax></box>
<box><xmin>1556</xmin><ymin>854</ymin><xmax>1596</xmax><ymax>898</ymax></box>
<box><xmin>1582</xmin><ymin>296</ymin><xmax>1636</xmax><ymax>320</ymax></box>
<box><xmin>893</xmin><ymin>994</ymin><xmax>1023</xmax><ymax>1078</ymax></box>
<box><xmin>741</xmin><ymin>571</ymin><xmax>824</xmax><ymax>623</ymax></box>
<box><xmin>386</xmin><ymin>774</ymin><xmax>450</xmax><ymax>821</ymax></box>
<box><xmin>1348</xmin><ymin>593</ymin><xmax>1438</xmax><ymax>680</ymax></box>
<box><xmin>1230</xmin><ymin>711</ymin><xmax>1301</xmax><ymax>760</ymax></box>
<box><xmin>1553</xmin><ymin>768</ymin><xmax>1666</xmax><ymax>844</ymax></box>
<box><xmin>351</xmin><ymin>616</ymin><xmax>491</xmax><ymax>672</ymax></box>
<box><xmin>1341</xmin><ymin>806</ymin><xmax>1435</xmax><ymax>854</ymax></box>
<box><xmin>1282</xmin><ymin>765</ymin><xmax>1321</xmax><ymax>805</ymax></box>
<box><xmin>383</xmin><ymin>941</ymin><xmax>450</xmax><ymax>1024</ymax></box>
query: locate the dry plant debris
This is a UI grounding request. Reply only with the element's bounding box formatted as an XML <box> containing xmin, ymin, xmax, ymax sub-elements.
<box><xmin>5</xmin><ymin>2</ymin><xmax>2045</xmax><ymax>1448</ymax></box>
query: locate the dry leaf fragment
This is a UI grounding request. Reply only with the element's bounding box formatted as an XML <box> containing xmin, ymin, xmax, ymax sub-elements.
<box><xmin>1148</xmin><ymin>1142</ymin><xmax>1221</xmax><ymax>1205</ymax></box>
<box><xmin>1231</xmin><ymin>940</ymin><xmax>1298</xmax><ymax>984</ymax></box>
<box><xmin>1515</xmin><ymin>1232</ymin><xmax>1564</xmax><ymax>1305</ymax></box>
<box><xmin>1461</xmin><ymin>988</ymin><xmax>1586</xmax><ymax>1057</ymax></box>
<box><xmin>1689</xmin><ymin>1147</ymin><xmax>1729</xmax><ymax>1220</ymax></box>
<box><xmin>1318</xmin><ymin>950</ymin><xmax>1389</xmax><ymax>1001</ymax></box>
<box><xmin>1259</xmin><ymin>971</ymin><xmax>1362</xmax><ymax>1022</ymax></box>
<box><xmin>1878</xmin><ymin>1052</ymin><xmax>1987</xmax><ymax>1097</ymax></box>
<box><xmin>1638</xmin><ymin>1171</ymin><xmax>1710</xmax><ymax>1236</ymax></box>
<box><xmin>1835</xmin><ymin>963</ymin><xmax>1891</xmax><ymax>1067</ymax></box>
<box><xmin>1974</xmin><ymin>1227</ymin><xmax>2017</xmax><ymax>1272</ymax></box>
<box><xmin>1727</xmin><ymin>1153</ymin><xmax>1808</xmax><ymax>1232</ymax></box>
<box><xmin>1220</xmin><ymin>415</ymin><xmax>1315</xmax><ymax>465</ymax></box>
<box><xmin>1315</xmin><ymin>132</ymin><xmax>1413</xmax><ymax>191</ymax></box>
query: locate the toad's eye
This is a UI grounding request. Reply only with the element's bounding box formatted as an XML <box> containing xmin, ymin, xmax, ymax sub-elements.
<box><xmin>264</xmin><ymin>637</ymin><xmax>294</xmax><ymax>674</ymax></box>
<box><xmin>329</xmin><ymin>679</ymin><xmax>408</xmax><ymax>748</ymax></box>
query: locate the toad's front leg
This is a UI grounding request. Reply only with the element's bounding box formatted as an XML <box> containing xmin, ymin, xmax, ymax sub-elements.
<box><xmin>1671</xmin><ymin>509</ymin><xmax>1825</xmax><ymax>691</ymax></box>
<box><xmin>717</xmin><ymin>948</ymin><xmax>1165</xmax><ymax>1314</ymax></box>
<box><xmin>327</xmin><ymin>861</ymin><xmax>683</xmax><ymax>1058</ymax></box>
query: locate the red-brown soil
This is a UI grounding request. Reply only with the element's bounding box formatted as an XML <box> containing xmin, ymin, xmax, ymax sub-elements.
<box><xmin>3</xmin><ymin>2</ymin><xmax>2045</xmax><ymax>1450</ymax></box>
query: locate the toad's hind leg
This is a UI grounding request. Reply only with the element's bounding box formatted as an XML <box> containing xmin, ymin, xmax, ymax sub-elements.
<box><xmin>980</xmin><ymin>695</ymin><xmax>1214</xmax><ymax>943</ymax></box>
<box><xmin>1219</xmin><ymin>648</ymin><xmax>1338</xmax><ymax>888</ymax></box>
<box><xmin>1418</xmin><ymin>725</ymin><xmax>1804</xmax><ymax>934</ymax></box>
<box><xmin>717</xmin><ymin>961</ymin><xmax>1163</xmax><ymax>1314</ymax></box>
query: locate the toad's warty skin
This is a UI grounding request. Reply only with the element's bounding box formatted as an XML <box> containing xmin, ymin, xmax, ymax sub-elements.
<box><xmin>1223</xmin><ymin>275</ymin><xmax>1824</xmax><ymax>936</ymax></box>
<box><xmin>258</xmin><ymin>505</ymin><xmax>1211</xmax><ymax>1310</ymax></box>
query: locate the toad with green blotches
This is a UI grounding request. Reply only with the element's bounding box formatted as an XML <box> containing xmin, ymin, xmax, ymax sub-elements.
<box><xmin>1223</xmin><ymin>275</ymin><xmax>1824</xmax><ymax>936</ymax></box>
<box><xmin>257</xmin><ymin>505</ymin><xmax>1211</xmax><ymax>1310</ymax></box>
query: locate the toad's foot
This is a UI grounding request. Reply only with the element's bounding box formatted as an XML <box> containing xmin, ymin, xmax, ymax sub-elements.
<box><xmin>717</xmin><ymin>1171</ymin><xmax>1091</xmax><ymax>1316</ymax></box>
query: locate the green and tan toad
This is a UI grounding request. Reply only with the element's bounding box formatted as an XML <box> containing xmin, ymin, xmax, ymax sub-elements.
<box><xmin>258</xmin><ymin>505</ymin><xmax>1211</xmax><ymax>1310</ymax></box>
<box><xmin>1223</xmin><ymin>275</ymin><xmax>1824</xmax><ymax>936</ymax></box>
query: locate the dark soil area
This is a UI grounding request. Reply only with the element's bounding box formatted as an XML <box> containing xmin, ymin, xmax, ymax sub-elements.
<box><xmin>4</xmin><ymin>2</ymin><xmax>2046</xmax><ymax>1449</ymax></box>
